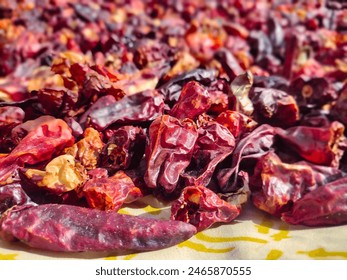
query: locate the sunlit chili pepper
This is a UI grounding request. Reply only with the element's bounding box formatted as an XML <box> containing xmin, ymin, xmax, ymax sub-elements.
<box><xmin>0</xmin><ymin>204</ymin><xmax>197</xmax><ymax>252</ymax></box>
<box><xmin>171</xmin><ymin>185</ymin><xmax>240</xmax><ymax>231</ymax></box>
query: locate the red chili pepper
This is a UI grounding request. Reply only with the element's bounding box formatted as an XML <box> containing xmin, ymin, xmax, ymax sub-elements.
<box><xmin>0</xmin><ymin>204</ymin><xmax>197</xmax><ymax>252</ymax></box>
<box><xmin>0</xmin><ymin>118</ymin><xmax>74</xmax><ymax>184</ymax></box>
<box><xmin>171</xmin><ymin>185</ymin><xmax>240</xmax><ymax>231</ymax></box>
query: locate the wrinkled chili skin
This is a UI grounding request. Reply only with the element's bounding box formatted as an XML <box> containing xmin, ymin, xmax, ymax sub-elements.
<box><xmin>82</xmin><ymin>170</ymin><xmax>143</xmax><ymax>211</ymax></box>
<box><xmin>214</xmin><ymin>48</ymin><xmax>244</xmax><ymax>81</ymax></box>
<box><xmin>215</xmin><ymin>110</ymin><xmax>257</xmax><ymax>139</ymax></box>
<box><xmin>276</xmin><ymin>121</ymin><xmax>346</xmax><ymax>167</ymax></box>
<box><xmin>98</xmin><ymin>126</ymin><xmax>146</xmax><ymax>173</ymax></box>
<box><xmin>171</xmin><ymin>185</ymin><xmax>240</xmax><ymax>231</ymax></box>
<box><xmin>0</xmin><ymin>204</ymin><xmax>197</xmax><ymax>252</ymax></box>
<box><xmin>89</xmin><ymin>90</ymin><xmax>165</xmax><ymax>130</ymax></box>
<box><xmin>282</xmin><ymin>176</ymin><xmax>347</xmax><ymax>226</ymax></box>
<box><xmin>169</xmin><ymin>81</ymin><xmax>212</xmax><ymax>120</ymax></box>
<box><xmin>250</xmin><ymin>151</ymin><xmax>317</xmax><ymax>216</ymax></box>
<box><xmin>249</xmin><ymin>87</ymin><xmax>299</xmax><ymax>127</ymax></box>
<box><xmin>0</xmin><ymin>106</ymin><xmax>25</xmax><ymax>152</ymax></box>
<box><xmin>0</xmin><ymin>118</ymin><xmax>75</xmax><ymax>184</ymax></box>
<box><xmin>182</xmin><ymin>121</ymin><xmax>235</xmax><ymax>187</ymax></box>
<box><xmin>157</xmin><ymin>68</ymin><xmax>217</xmax><ymax>104</ymax></box>
<box><xmin>216</xmin><ymin>124</ymin><xmax>276</xmax><ymax>193</ymax></box>
<box><xmin>144</xmin><ymin>115</ymin><xmax>198</xmax><ymax>194</ymax></box>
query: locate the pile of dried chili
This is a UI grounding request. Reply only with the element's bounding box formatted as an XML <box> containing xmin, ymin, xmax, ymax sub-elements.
<box><xmin>0</xmin><ymin>0</ymin><xmax>346</xmax><ymax>252</ymax></box>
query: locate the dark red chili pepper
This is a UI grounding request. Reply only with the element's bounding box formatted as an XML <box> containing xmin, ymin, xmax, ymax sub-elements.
<box><xmin>216</xmin><ymin>124</ymin><xmax>276</xmax><ymax>193</ymax></box>
<box><xmin>215</xmin><ymin>110</ymin><xmax>257</xmax><ymax>139</ymax></box>
<box><xmin>282</xmin><ymin>176</ymin><xmax>347</xmax><ymax>226</ymax></box>
<box><xmin>157</xmin><ymin>68</ymin><xmax>217</xmax><ymax>103</ymax></box>
<box><xmin>144</xmin><ymin>115</ymin><xmax>198</xmax><ymax>194</ymax></box>
<box><xmin>276</xmin><ymin>121</ymin><xmax>346</xmax><ymax>167</ymax></box>
<box><xmin>250</xmin><ymin>151</ymin><xmax>317</xmax><ymax>216</ymax></box>
<box><xmin>98</xmin><ymin>126</ymin><xmax>146</xmax><ymax>173</ymax></box>
<box><xmin>249</xmin><ymin>87</ymin><xmax>299</xmax><ymax>127</ymax></box>
<box><xmin>171</xmin><ymin>185</ymin><xmax>240</xmax><ymax>231</ymax></box>
<box><xmin>0</xmin><ymin>204</ymin><xmax>197</xmax><ymax>252</ymax></box>
<box><xmin>0</xmin><ymin>183</ymin><xmax>35</xmax><ymax>215</ymax></box>
<box><xmin>182</xmin><ymin>120</ymin><xmax>235</xmax><ymax>187</ymax></box>
<box><xmin>89</xmin><ymin>89</ymin><xmax>165</xmax><ymax>130</ymax></box>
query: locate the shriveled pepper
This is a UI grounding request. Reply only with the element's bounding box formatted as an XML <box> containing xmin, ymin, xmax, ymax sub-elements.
<box><xmin>282</xmin><ymin>176</ymin><xmax>347</xmax><ymax>226</ymax></box>
<box><xmin>0</xmin><ymin>118</ymin><xmax>75</xmax><ymax>184</ymax></box>
<box><xmin>171</xmin><ymin>185</ymin><xmax>240</xmax><ymax>231</ymax></box>
<box><xmin>144</xmin><ymin>115</ymin><xmax>198</xmax><ymax>194</ymax></box>
<box><xmin>82</xmin><ymin>170</ymin><xmax>143</xmax><ymax>211</ymax></box>
<box><xmin>0</xmin><ymin>204</ymin><xmax>197</xmax><ymax>252</ymax></box>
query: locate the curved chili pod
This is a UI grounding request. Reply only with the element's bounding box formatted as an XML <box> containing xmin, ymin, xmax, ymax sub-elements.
<box><xmin>249</xmin><ymin>87</ymin><xmax>299</xmax><ymax>127</ymax></box>
<box><xmin>276</xmin><ymin>121</ymin><xmax>346</xmax><ymax>167</ymax></box>
<box><xmin>0</xmin><ymin>204</ymin><xmax>197</xmax><ymax>252</ymax></box>
<box><xmin>215</xmin><ymin>110</ymin><xmax>257</xmax><ymax>139</ymax></box>
<box><xmin>281</xmin><ymin>176</ymin><xmax>347</xmax><ymax>226</ymax></box>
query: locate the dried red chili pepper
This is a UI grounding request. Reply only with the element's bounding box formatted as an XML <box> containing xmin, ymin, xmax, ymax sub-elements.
<box><xmin>288</xmin><ymin>76</ymin><xmax>338</xmax><ymax>110</ymax></box>
<box><xmin>157</xmin><ymin>68</ymin><xmax>217</xmax><ymax>103</ymax></box>
<box><xmin>24</xmin><ymin>154</ymin><xmax>87</xmax><ymax>194</ymax></box>
<box><xmin>276</xmin><ymin>121</ymin><xmax>346</xmax><ymax>167</ymax></box>
<box><xmin>0</xmin><ymin>106</ymin><xmax>24</xmax><ymax>128</ymax></box>
<box><xmin>171</xmin><ymin>185</ymin><xmax>240</xmax><ymax>231</ymax></box>
<box><xmin>82</xmin><ymin>170</ymin><xmax>143</xmax><ymax>211</ymax></box>
<box><xmin>133</xmin><ymin>39</ymin><xmax>173</xmax><ymax>70</ymax></box>
<box><xmin>250</xmin><ymin>151</ymin><xmax>317</xmax><ymax>216</ymax></box>
<box><xmin>0</xmin><ymin>204</ymin><xmax>197</xmax><ymax>252</ymax></box>
<box><xmin>0</xmin><ymin>106</ymin><xmax>25</xmax><ymax>152</ymax></box>
<box><xmin>68</xmin><ymin>63</ymin><xmax>125</xmax><ymax>102</ymax></box>
<box><xmin>64</xmin><ymin>127</ymin><xmax>104</xmax><ymax>170</ymax></box>
<box><xmin>205</xmin><ymin>79</ymin><xmax>230</xmax><ymax>115</ymax></box>
<box><xmin>182</xmin><ymin>121</ymin><xmax>235</xmax><ymax>187</ymax></box>
<box><xmin>169</xmin><ymin>81</ymin><xmax>211</xmax><ymax>120</ymax></box>
<box><xmin>89</xmin><ymin>90</ymin><xmax>165</xmax><ymax>130</ymax></box>
<box><xmin>215</xmin><ymin>110</ymin><xmax>257</xmax><ymax>139</ymax></box>
<box><xmin>0</xmin><ymin>118</ymin><xmax>74</xmax><ymax>184</ymax></box>
<box><xmin>185</xmin><ymin>18</ymin><xmax>227</xmax><ymax>62</ymax></box>
<box><xmin>251</xmin><ymin>149</ymin><xmax>346</xmax><ymax>218</ymax></box>
<box><xmin>214</xmin><ymin>48</ymin><xmax>244</xmax><ymax>81</ymax></box>
<box><xmin>78</xmin><ymin>95</ymin><xmax>117</xmax><ymax>129</ymax></box>
<box><xmin>10</xmin><ymin>115</ymin><xmax>56</xmax><ymax>145</ymax></box>
<box><xmin>249</xmin><ymin>87</ymin><xmax>299</xmax><ymax>127</ymax></box>
<box><xmin>282</xmin><ymin>176</ymin><xmax>347</xmax><ymax>226</ymax></box>
<box><xmin>37</xmin><ymin>87</ymin><xmax>79</xmax><ymax>117</ymax></box>
<box><xmin>144</xmin><ymin>115</ymin><xmax>198</xmax><ymax>194</ymax></box>
<box><xmin>216</xmin><ymin>124</ymin><xmax>276</xmax><ymax>192</ymax></box>
<box><xmin>98</xmin><ymin>126</ymin><xmax>146</xmax><ymax>172</ymax></box>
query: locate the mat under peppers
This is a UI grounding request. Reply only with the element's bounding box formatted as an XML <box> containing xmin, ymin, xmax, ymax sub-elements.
<box><xmin>0</xmin><ymin>0</ymin><xmax>347</xmax><ymax>259</ymax></box>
